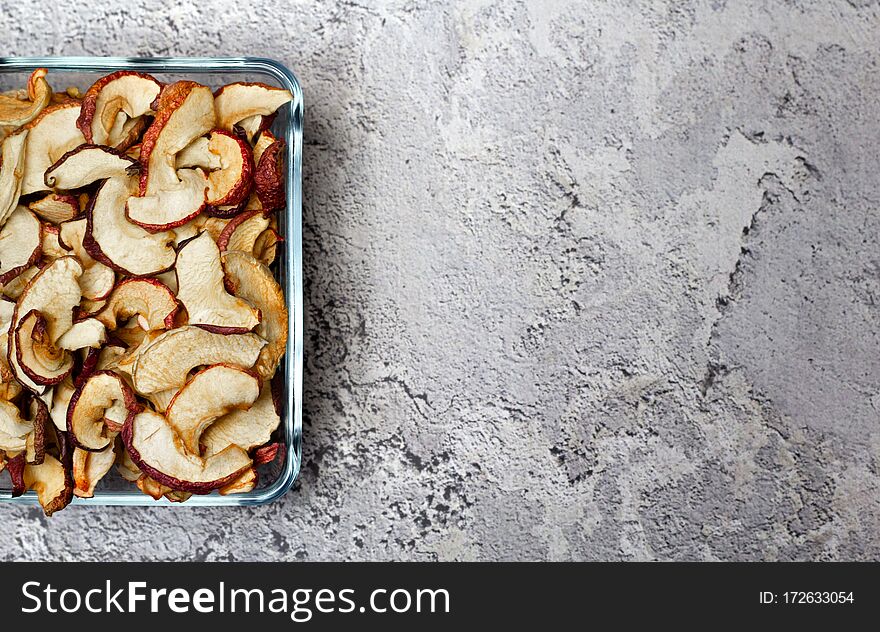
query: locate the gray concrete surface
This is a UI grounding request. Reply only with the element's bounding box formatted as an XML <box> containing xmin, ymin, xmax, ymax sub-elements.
<box><xmin>1</xmin><ymin>0</ymin><xmax>879</xmax><ymax>561</ymax></box>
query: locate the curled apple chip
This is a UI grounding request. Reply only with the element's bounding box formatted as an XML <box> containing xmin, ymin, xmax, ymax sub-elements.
<box><xmin>0</xmin><ymin>399</ymin><xmax>30</xmax><ymax>452</ymax></box>
<box><xmin>0</xmin><ymin>206</ymin><xmax>42</xmax><ymax>285</ymax></box>
<box><xmin>204</xmin><ymin>130</ymin><xmax>253</xmax><ymax>207</ymax></box>
<box><xmin>23</xmin><ymin>453</ymin><xmax>73</xmax><ymax>516</ymax></box>
<box><xmin>72</xmin><ymin>443</ymin><xmax>115</xmax><ymax>498</ymax></box>
<box><xmin>45</xmin><ymin>144</ymin><xmax>138</xmax><ymax>190</ymax></box>
<box><xmin>166</xmin><ymin>364</ymin><xmax>260</xmax><ymax>455</ymax></box>
<box><xmin>128</xmin><ymin>81</ymin><xmax>214</xmax><ymax>231</ymax></box>
<box><xmin>214</xmin><ymin>82</ymin><xmax>292</xmax><ymax>132</ymax></box>
<box><xmin>175</xmin><ymin>232</ymin><xmax>261</xmax><ymax>332</ymax></box>
<box><xmin>14</xmin><ymin>309</ymin><xmax>74</xmax><ymax>386</ymax></box>
<box><xmin>219</xmin><ymin>466</ymin><xmax>257</xmax><ymax>495</ymax></box>
<box><xmin>253</xmin><ymin>138</ymin><xmax>285</xmax><ymax>210</ymax></box>
<box><xmin>0</xmin><ymin>68</ymin><xmax>52</xmax><ymax>128</ymax></box>
<box><xmin>67</xmin><ymin>370</ymin><xmax>139</xmax><ymax>451</ymax></box>
<box><xmin>84</xmin><ymin>176</ymin><xmax>176</xmax><ymax>276</ymax></box>
<box><xmin>176</xmin><ymin>136</ymin><xmax>222</xmax><ymax>170</ymax></box>
<box><xmin>56</xmin><ymin>318</ymin><xmax>106</xmax><ymax>351</ymax></box>
<box><xmin>77</xmin><ymin>71</ymin><xmax>162</xmax><ymax>148</ymax></box>
<box><xmin>130</xmin><ymin>325</ymin><xmax>265</xmax><ymax>394</ymax></box>
<box><xmin>123</xmin><ymin>409</ymin><xmax>252</xmax><ymax>492</ymax></box>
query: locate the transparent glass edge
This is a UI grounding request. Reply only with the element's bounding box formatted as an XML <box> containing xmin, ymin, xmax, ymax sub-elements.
<box><xmin>0</xmin><ymin>57</ymin><xmax>303</xmax><ymax>508</ymax></box>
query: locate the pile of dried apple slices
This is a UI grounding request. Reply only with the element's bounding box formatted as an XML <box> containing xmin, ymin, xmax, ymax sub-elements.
<box><xmin>0</xmin><ymin>69</ymin><xmax>290</xmax><ymax>514</ymax></box>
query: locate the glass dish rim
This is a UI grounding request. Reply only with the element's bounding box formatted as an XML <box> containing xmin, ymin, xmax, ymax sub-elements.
<box><xmin>0</xmin><ymin>56</ymin><xmax>303</xmax><ymax>508</ymax></box>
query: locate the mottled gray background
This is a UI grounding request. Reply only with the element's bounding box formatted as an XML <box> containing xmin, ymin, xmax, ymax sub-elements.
<box><xmin>1</xmin><ymin>0</ymin><xmax>879</xmax><ymax>561</ymax></box>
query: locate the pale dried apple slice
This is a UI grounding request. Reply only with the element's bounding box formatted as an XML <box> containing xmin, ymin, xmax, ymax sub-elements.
<box><xmin>123</xmin><ymin>409</ymin><xmax>252</xmax><ymax>492</ymax></box>
<box><xmin>253</xmin><ymin>227</ymin><xmax>281</xmax><ymax>267</ymax></box>
<box><xmin>175</xmin><ymin>232</ymin><xmax>260</xmax><ymax>332</ymax></box>
<box><xmin>77</xmin><ymin>71</ymin><xmax>162</xmax><ymax>148</ymax></box>
<box><xmin>20</xmin><ymin>102</ymin><xmax>86</xmax><ymax>195</ymax></box>
<box><xmin>0</xmin><ymin>68</ymin><xmax>52</xmax><ymax>128</ymax></box>
<box><xmin>0</xmin><ymin>206</ymin><xmax>41</xmax><ymax>285</ymax></box>
<box><xmin>222</xmin><ymin>252</ymin><xmax>288</xmax><ymax>379</ymax></box>
<box><xmin>128</xmin><ymin>81</ymin><xmax>215</xmax><ymax>230</ymax></box>
<box><xmin>44</xmin><ymin>144</ymin><xmax>138</xmax><ymax>190</ymax></box>
<box><xmin>28</xmin><ymin>193</ymin><xmax>79</xmax><ymax>224</ymax></box>
<box><xmin>202</xmin><ymin>383</ymin><xmax>280</xmax><ymax>456</ymax></box>
<box><xmin>130</xmin><ymin>325</ymin><xmax>265</xmax><ymax>394</ymax></box>
<box><xmin>95</xmin><ymin>278</ymin><xmax>178</xmax><ymax>331</ymax></box>
<box><xmin>83</xmin><ymin>176</ymin><xmax>176</xmax><ymax>276</ymax></box>
<box><xmin>72</xmin><ymin>443</ymin><xmax>115</xmax><ymax>498</ymax></box>
<box><xmin>214</xmin><ymin>82</ymin><xmax>292</xmax><ymax>132</ymax></box>
<box><xmin>56</xmin><ymin>318</ymin><xmax>106</xmax><ymax>350</ymax></box>
<box><xmin>166</xmin><ymin>364</ymin><xmax>260</xmax><ymax>454</ymax></box>
<box><xmin>1</xmin><ymin>265</ymin><xmax>39</xmax><ymax>301</ymax></box>
<box><xmin>0</xmin><ymin>131</ymin><xmax>28</xmax><ymax>228</ymax></box>
<box><xmin>67</xmin><ymin>370</ymin><xmax>140</xmax><ymax>451</ymax></box>
<box><xmin>0</xmin><ymin>300</ymin><xmax>13</xmax><ymax>335</ymax></box>
<box><xmin>59</xmin><ymin>218</ymin><xmax>115</xmax><ymax>301</ymax></box>
<box><xmin>23</xmin><ymin>453</ymin><xmax>73</xmax><ymax>516</ymax></box>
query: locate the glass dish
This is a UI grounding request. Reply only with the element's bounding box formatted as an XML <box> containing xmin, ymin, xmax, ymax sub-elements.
<box><xmin>0</xmin><ymin>57</ymin><xmax>303</xmax><ymax>507</ymax></box>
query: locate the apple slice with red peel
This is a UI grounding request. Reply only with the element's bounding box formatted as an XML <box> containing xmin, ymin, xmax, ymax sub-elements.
<box><xmin>23</xmin><ymin>453</ymin><xmax>73</xmax><ymax>515</ymax></box>
<box><xmin>2</xmin><ymin>266</ymin><xmax>39</xmax><ymax>301</ymax></box>
<box><xmin>44</xmin><ymin>144</ymin><xmax>138</xmax><ymax>190</ymax></box>
<box><xmin>84</xmin><ymin>176</ymin><xmax>177</xmax><ymax>276</ymax></box>
<box><xmin>175</xmin><ymin>232</ymin><xmax>261</xmax><ymax>332</ymax></box>
<box><xmin>166</xmin><ymin>364</ymin><xmax>260</xmax><ymax>454</ymax></box>
<box><xmin>219</xmin><ymin>467</ymin><xmax>257</xmax><ymax>495</ymax></box>
<box><xmin>129</xmin><ymin>81</ymin><xmax>214</xmax><ymax>231</ymax></box>
<box><xmin>77</xmin><ymin>71</ymin><xmax>162</xmax><ymax>148</ymax></box>
<box><xmin>20</xmin><ymin>102</ymin><xmax>86</xmax><ymax>195</ymax></box>
<box><xmin>0</xmin><ymin>68</ymin><xmax>52</xmax><ymax>128</ymax></box>
<box><xmin>253</xmin><ymin>138</ymin><xmax>285</xmax><ymax>210</ymax></box>
<box><xmin>0</xmin><ymin>131</ymin><xmax>29</xmax><ymax>228</ymax></box>
<box><xmin>217</xmin><ymin>209</ymin><xmax>269</xmax><ymax>254</ymax></box>
<box><xmin>222</xmin><ymin>252</ymin><xmax>288</xmax><ymax>379</ymax></box>
<box><xmin>0</xmin><ymin>206</ymin><xmax>42</xmax><ymax>285</ymax></box>
<box><xmin>214</xmin><ymin>82</ymin><xmax>292</xmax><ymax>132</ymax></box>
<box><xmin>14</xmin><ymin>310</ymin><xmax>74</xmax><ymax>387</ymax></box>
<box><xmin>237</xmin><ymin>113</ymin><xmax>276</xmax><ymax>144</ymax></box>
<box><xmin>96</xmin><ymin>278</ymin><xmax>178</xmax><ymax>332</ymax></box>
<box><xmin>56</xmin><ymin>318</ymin><xmax>107</xmax><ymax>350</ymax></box>
<box><xmin>67</xmin><ymin>370</ymin><xmax>140</xmax><ymax>451</ymax></box>
<box><xmin>123</xmin><ymin>409</ymin><xmax>252</xmax><ymax>492</ymax></box>
<box><xmin>176</xmin><ymin>136</ymin><xmax>222</xmax><ymax>170</ymax></box>
<box><xmin>202</xmin><ymin>383</ymin><xmax>280</xmax><ymax>456</ymax></box>
<box><xmin>136</xmin><ymin>474</ymin><xmax>171</xmax><ymax>499</ymax></box>
<box><xmin>28</xmin><ymin>193</ymin><xmax>79</xmax><ymax>224</ymax></box>
<box><xmin>130</xmin><ymin>325</ymin><xmax>266</xmax><ymax>394</ymax></box>
<box><xmin>204</xmin><ymin>130</ymin><xmax>254</xmax><ymax>207</ymax></box>
<box><xmin>72</xmin><ymin>443</ymin><xmax>115</xmax><ymax>498</ymax></box>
